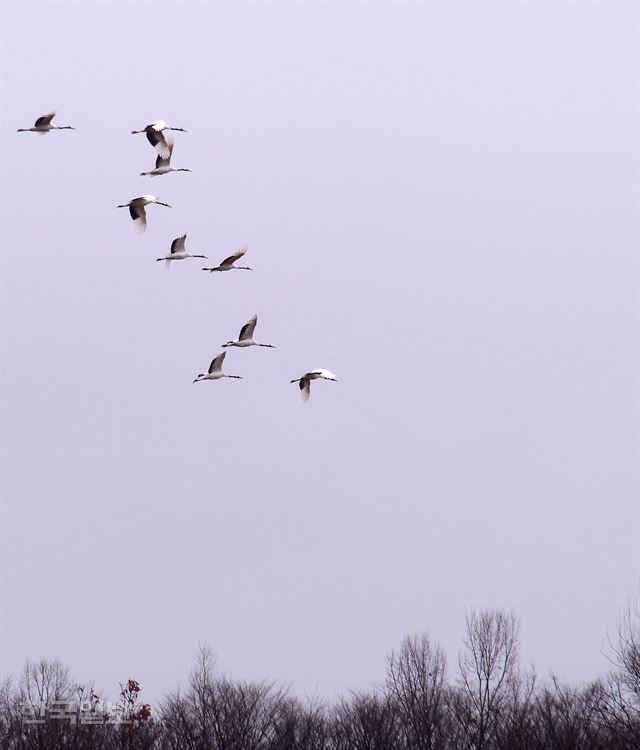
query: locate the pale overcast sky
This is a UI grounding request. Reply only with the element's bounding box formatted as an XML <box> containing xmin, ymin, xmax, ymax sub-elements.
<box><xmin>1</xmin><ymin>1</ymin><xmax>638</xmax><ymax>706</ymax></box>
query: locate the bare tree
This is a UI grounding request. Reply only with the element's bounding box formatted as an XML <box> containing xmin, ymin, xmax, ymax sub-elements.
<box><xmin>161</xmin><ymin>645</ymin><xmax>218</xmax><ymax>750</ymax></box>
<box><xmin>332</xmin><ymin>691</ymin><xmax>398</xmax><ymax>750</ymax></box>
<box><xmin>456</xmin><ymin>609</ymin><xmax>520</xmax><ymax>750</ymax></box>
<box><xmin>591</xmin><ymin>672</ymin><xmax>640</xmax><ymax>750</ymax></box>
<box><xmin>0</xmin><ymin>677</ymin><xmax>22</xmax><ymax>750</ymax></box>
<box><xmin>5</xmin><ymin>609</ymin><xmax>640</xmax><ymax>750</ymax></box>
<box><xmin>15</xmin><ymin>658</ymin><xmax>76</xmax><ymax>750</ymax></box>
<box><xmin>610</xmin><ymin>600</ymin><xmax>640</xmax><ymax>701</ymax></box>
<box><xmin>491</xmin><ymin>669</ymin><xmax>537</xmax><ymax>750</ymax></box>
<box><xmin>268</xmin><ymin>696</ymin><xmax>328</xmax><ymax>750</ymax></box>
<box><xmin>208</xmin><ymin>677</ymin><xmax>283</xmax><ymax>750</ymax></box>
<box><xmin>20</xmin><ymin>658</ymin><xmax>74</xmax><ymax>708</ymax></box>
<box><xmin>534</xmin><ymin>674</ymin><xmax>612</xmax><ymax>750</ymax></box>
<box><xmin>385</xmin><ymin>633</ymin><xmax>448</xmax><ymax>750</ymax></box>
<box><xmin>161</xmin><ymin>643</ymin><xmax>285</xmax><ymax>750</ymax></box>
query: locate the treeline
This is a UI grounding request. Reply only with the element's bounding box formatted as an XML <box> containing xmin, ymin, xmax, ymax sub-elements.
<box><xmin>2</xmin><ymin>607</ymin><xmax>640</xmax><ymax>749</ymax></box>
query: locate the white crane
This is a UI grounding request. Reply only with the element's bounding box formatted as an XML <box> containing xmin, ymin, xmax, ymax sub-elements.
<box><xmin>131</xmin><ymin>120</ymin><xmax>186</xmax><ymax>157</ymax></box>
<box><xmin>140</xmin><ymin>142</ymin><xmax>191</xmax><ymax>177</ymax></box>
<box><xmin>117</xmin><ymin>195</ymin><xmax>171</xmax><ymax>231</ymax></box>
<box><xmin>290</xmin><ymin>369</ymin><xmax>338</xmax><ymax>401</ymax></box>
<box><xmin>17</xmin><ymin>112</ymin><xmax>75</xmax><ymax>133</ymax></box>
<box><xmin>202</xmin><ymin>245</ymin><xmax>252</xmax><ymax>273</ymax></box>
<box><xmin>156</xmin><ymin>234</ymin><xmax>206</xmax><ymax>268</ymax></box>
<box><xmin>193</xmin><ymin>352</ymin><xmax>243</xmax><ymax>383</ymax></box>
<box><xmin>222</xmin><ymin>314</ymin><xmax>275</xmax><ymax>349</ymax></box>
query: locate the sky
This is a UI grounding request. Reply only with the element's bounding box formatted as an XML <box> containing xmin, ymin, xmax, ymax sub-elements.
<box><xmin>1</xmin><ymin>0</ymin><xmax>638</xmax><ymax>708</ymax></box>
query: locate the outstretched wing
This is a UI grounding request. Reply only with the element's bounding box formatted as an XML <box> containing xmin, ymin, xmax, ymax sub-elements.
<box><xmin>170</xmin><ymin>234</ymin><xmax>187</xmax><ymax>255</ymax></box>
<box><xmin>238</xmin><ymin>314</ymin><xmax>257</xmax><ymax>341</ymax></box>
<box><xmin>145</xmin><ymin>127</ymin><xmax>170</xmax><ymax>158</ymax></box>
<box><xmin>145</xmin><ymin>128</ymin><xmax>165</xmax><ymax>147</ymax></box>
<box><xmin>208</xmin><ymin>352</ymin><xmax>226</xmax><ymax>374</ymax></box>
<box><xmin>35</xmin><ymin>112</ymin><xmax>55</xmax><ymax>127</ymax></box>
<box><xmin>154</xmin><ymin>140</ymin><xmax>174</xmax><ymax>167</ymax></box>
<box><xmin>129</xmin><ymin>204</ymin><xmax>147</xmax><ymax>231</ymax></box>
<box><xmin>220</xmin><ymin>245</ymin><xmax>247</xmax><ymax>267</ymax></box>
<box><xmin>310</xmin><ymin>369</ymin><xmax>337</xmax><ymax>380</ymax></box>
<box><xmin>299</xmin><ymin>378</ymin><xmax>311</xmax><ymax>402</ymax></box>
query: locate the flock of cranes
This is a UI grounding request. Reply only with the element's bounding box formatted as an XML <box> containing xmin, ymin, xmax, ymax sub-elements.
<box><xmin>17</xmin><ymin>112</ymin><xmax>337</xmax><ymax>402</ymax></box>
